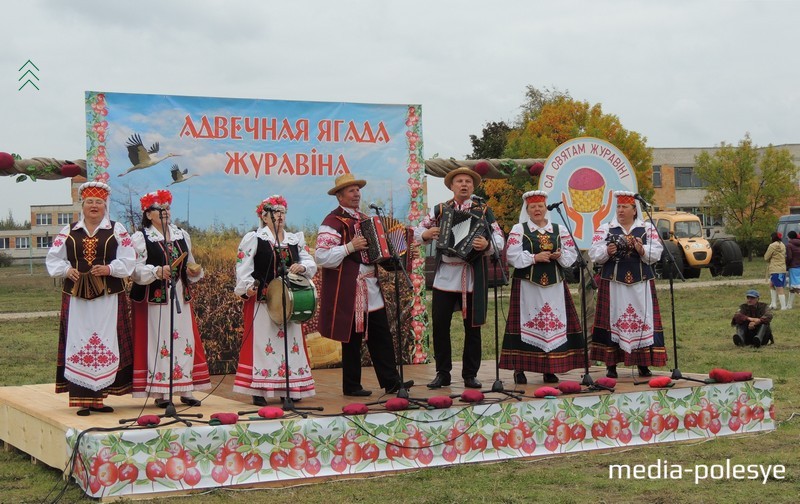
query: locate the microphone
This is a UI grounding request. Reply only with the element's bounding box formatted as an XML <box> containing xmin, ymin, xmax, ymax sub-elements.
<box><xmin>369</xmin><ymin>202</ymin><xmax>384</xmax><ymax>212</ymax></box>
<box><xmin>546</xmin><ymin>201</ymin><xmax>563</xmax><ymax>211</ymax></box>
<box><xmin>470</xmin><ymin>194</ymin><xmax>486</xmax><ymax>203</ymax></box>
<box><xmin>634</xmin><ymin>194</ymin><xmax>652</xmax><ymax>207</ymax></box>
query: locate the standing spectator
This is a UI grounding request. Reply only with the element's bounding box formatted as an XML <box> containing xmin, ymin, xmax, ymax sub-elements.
<box><xmin>46</xmin><ymin>181</ymin><xmax>136</xmax><ymax>416</ymax></box>
<box><xmin>130</xmin><ymin>189</ymin><xmax>211</xmax><ymax>407</ymax></box>
<box><xmin>786</xmin><ymin>230</ymin><xmax>800</xmax><ymax>309</ymax></box>
<box><xmin>764</xmin><ymin>232</ymin><xmax>787</xmax><ymax>310</ymax></box>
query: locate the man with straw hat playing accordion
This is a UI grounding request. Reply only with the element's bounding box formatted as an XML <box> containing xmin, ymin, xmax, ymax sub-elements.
<box><xmin>46</xmin><ymin>180</ymin><xmax>136</xmax><ymax>416</ymax></box>
<box><xmin>414</xmin><ymin>166</ymin><xmax>505</xmax><ymax>389</ymax></box>
<box><xmin>315</xmin><ymin>173</ymin><xmax>412</xmax><ymax>397</ymax></box>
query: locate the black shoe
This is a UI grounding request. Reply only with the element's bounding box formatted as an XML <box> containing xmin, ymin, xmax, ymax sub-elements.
<box><xmin>76</xmin><ymin>408</ymin><xmax>91</xmax><ymax>416</ymax></box>
<box><xmin>733</xmin><ymin>333</ymin><xmax>745</xmax><ymax>346</ymax></box>
<box><xmin>344</xmin><ymin>388</ymin><xmax>373</xmax><ymax>397</ymax></box>
<box><xmin>180</xmin><ymin>396</ymin><xmax>202</xmax><ymax>407</ymax></box>
<box><xmin>543</xmin><ymin>373</ymin><xmax>559</xmax><ymax>384</ymax></box>
<box><xmin>154</xmin><ymin>398</ymin><xmax>170</xmax><ymax>408</ymax></box>
<box><xmin>280</xmin><ymin>397</ymin><xmax>301</xmax><ymax>403</ymax></box>
<box><xmin>606</xmin><ymin>366</ymin><xmax>618</xmax><ymax>379</ymax></box>
<box><xmin>90</xmin><ymin>405</ymin><xmax>114</xmax><ymax>413</ymax></box>
<box><xmin>463</xmin><ymin>377</ymin><xmax>482</xmax><ymax>389</ymax></box>
<box><xmin>637</xmin><ymin>366</ymin><xmax>652</xmax><ymax>377</ymax></box>
<box><xmin>427</xmin><ymin>373</ymin><xmax>451</xmax><ymax>389</ymax></box>
<box><xmin>252</xmin><ymin>396</ymin><xmax>268</xmax><ymax>407</ymax></box>
<box><xmin>514</xmin><ymin>371</ymin><xmax>527</xmax><ymax>384</ymax></box>
<box><xmin>386</xmin><ymin>380</ymin><xmax>415</xmax><ymax>394</ymax></box>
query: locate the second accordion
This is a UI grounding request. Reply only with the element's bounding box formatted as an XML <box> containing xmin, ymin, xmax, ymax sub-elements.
<box><xmin>355</xmin><ymin>215</ymin><xmax>414</xmax><ymax>271</ymax></box>
<box><xmin>436</xmin><ymin>206</ymin><xmax>488</xmax><ymax>262</ymax></box>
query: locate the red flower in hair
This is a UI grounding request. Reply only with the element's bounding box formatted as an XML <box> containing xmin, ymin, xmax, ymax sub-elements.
<box><xmin>255</xmin><ymin>195</ymin><xmax>288</xmax><ymax>215</ymax></box>
<box><xmin>140</xmin><ymin>190</ymin><xmax>173</xmax><ymax>211</ymax></box>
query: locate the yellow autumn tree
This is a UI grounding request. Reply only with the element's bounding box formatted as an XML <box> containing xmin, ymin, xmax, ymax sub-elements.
<box><xmin>474</xmin><ymin>87</ymin><xmax>652</xmax><ymax>231</ymax></box>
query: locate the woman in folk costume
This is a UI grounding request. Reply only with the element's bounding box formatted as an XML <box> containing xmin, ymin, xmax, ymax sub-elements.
<box><xmin>499</xmin><ymin>191</ymin><xmax>583</xmax><ymax>385</ymax></box>
<box><xmin>130</xmin><ymin>190</ymin><xmax>210</xmax><ymax>407</ymax></box>
<box><xmin>46</xmin><ymin>181</ymin><xmax>136</xmax><ymax>416</ymax></box>
<box><xmin>589</xmin><ymin>191</ymin><xmax>666</xmax><ymax>378</ymax></box>
<box><xmin>233</xmin><ymin>195</ymin><xmax>316</xmax><ymax>406</ymax></box>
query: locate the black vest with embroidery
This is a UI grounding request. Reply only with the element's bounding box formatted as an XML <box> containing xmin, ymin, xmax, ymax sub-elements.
<box><xmin>600</xmin><ymin>226</ymin><xmax>654</xmax><ymax>284</ymax></box>
<box><xmin>513</xmin><ymin>223</ymin><xmax>562</xmax><ymax>286</ymax></box>
<box><xmin>129</xmin><ymin>229</ymin><xmax>192</xmax><ymax>304</ymax></box>
<box><xmin>251</xmin><ymin>237</ymin><xmax>300</xmax><ymax>301</ymax></box>
<box><xmin>62</xmin><ymin>222</ymin><xmax>125</xmax><ymax>300</ymax></box>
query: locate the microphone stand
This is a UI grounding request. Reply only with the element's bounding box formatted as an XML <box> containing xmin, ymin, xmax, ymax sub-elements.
<box><xmin>474</xmin><ymin>197</ymin><xmax>523</xmax><ymax>401</ymax></box>
<box><xmin>121</xmin><ymin>209</ymin><xmax>203</xmax><ymax>426</ymax></box>
<box><xmin>634</xmin><ymin>204</ymin><xmax>705</xmax><ymax>385</ymax></box>
<box><xmin>551</xmin><ymin>204</ymin><xmax>612</xmax><ymax>392</ymax></box>
<box><xmin>265</xmin><ymin>210</ymin><xmax>322</xmax><ymax>416</ymax></box>
<box><xmin>371</xmin><ymin>206</ymin><xmax>428</xmax><ymax>409</ymax></box>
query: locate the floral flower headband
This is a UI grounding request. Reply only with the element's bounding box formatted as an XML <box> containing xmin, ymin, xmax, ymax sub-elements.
<box><xmin>256</xmin><ymin>195</ymin><xmax>288</xmax><ymax>215</ymax></box>
<box><xmin>140</xmin><ymin>189</ymin><xmax>173</xmax><ymax>211</ymax></box>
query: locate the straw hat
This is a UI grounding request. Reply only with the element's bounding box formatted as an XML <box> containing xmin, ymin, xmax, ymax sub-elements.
<box><xmin>444</xmin><ymin>167</ymin><xmax>481</xmax><ymax>189</ymax></box>
<box><xmin>327</xmin><ymin>173</ymin><xmax>367</xmax><ymax>195</ymax></box>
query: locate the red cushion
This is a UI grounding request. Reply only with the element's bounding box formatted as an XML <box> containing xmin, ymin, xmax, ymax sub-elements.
<box><xmin>649</xmin><ymin>376</ymin><xmax>672</xmax><ymax>388</ymax></box>
<box><xmin>428</xmin><ymin>396</ymin><xmax>453</xmax><ymax>409</ymax></box>
<box><xmin>534</xmin><ymin>386</ymin><xmax>562</xmax><ymax>398</ymax></box>
<box><xmin>210</xmin><ymin>412</ymin><xmax>239</xmax><ymax>425</ymax></box>
<box><xmin>732</xmin><ymin>371</ymin><xmax>753</xmax><ymax>382</ymax></box>
<box><xmin>460</xmin><ymin>389</ymin><xmax>485</xmax><ymax>403</ymax></box>
<box><xmin>385</xmin><ymin>398</ymin><xmax>409</xmax><ymax>411</ymax></box>
<box><xmin>342</xmin><ymin>403</ymin><xmax>369</xmax><ymax>415</ymax></box>
<box><xmin>595</xmin><ymin>377</ymin><xmax>617</xmax><ymax>388</ymax></box>
<box><xmin>136</xmin><ymin>415</ymin><xmax>160</xmax><ymax>426</ymax></box>
<box><xmin>709</xmin><ymin>368</ymin><xmax>735</xmax><ymax>383</ymax></box>
<box><xmin>257</xmin><ymin>406</ymin><xmax>285</xmax><ymax>419</ymax></box>
<box><xmin>558</xmin><ymin>381</ymin><xmax>582</xmax><ymax>394</ymax></box>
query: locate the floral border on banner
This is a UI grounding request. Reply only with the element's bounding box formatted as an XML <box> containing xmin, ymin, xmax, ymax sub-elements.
<box><xmin>404</xmin><ymin>105</ymin><xmax>429</xmax><ymax>364</ymax></box>
<box><xmin>85</xmin><ymin>91</ymin><xmax>110</xmax><ymax>183</ymax></box>
<box><xmin>66</xmin><ymin>379</ymin><xmax>774</xmax><ymax>498</ymax></box>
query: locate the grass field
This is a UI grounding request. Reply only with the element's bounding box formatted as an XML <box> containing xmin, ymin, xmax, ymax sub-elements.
<box><xmin>1</xmin><ymin>259</ymin><xmax>798</xmax><ymax>503</ymax></box>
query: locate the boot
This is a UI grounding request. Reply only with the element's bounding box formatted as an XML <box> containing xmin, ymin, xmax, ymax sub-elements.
<box><xmin>788</xmin><ymin>292</ymin><xmax>795</xmax><ymax>309</ymax></box>
<box><xmin>769</xmin><ymin>290</ymin><xmax>777</xmax><ymax>309</ymax></box>
<box><xmin>779</xmin><ymin>294</ymin><xmax>788</xmax><ymax>310</ymax></box>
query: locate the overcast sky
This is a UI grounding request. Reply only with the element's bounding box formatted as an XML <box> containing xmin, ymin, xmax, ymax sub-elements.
<box><xmin>2</xmin><ymin>0</ymin><xmax>798</xmax><ymax>223</ymax></box>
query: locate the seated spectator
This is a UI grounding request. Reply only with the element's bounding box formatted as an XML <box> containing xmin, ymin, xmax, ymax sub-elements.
<box><xmin>731</xmin><ymin>289</ymin><xmax>774</xmax><ymax>347</ymax></box>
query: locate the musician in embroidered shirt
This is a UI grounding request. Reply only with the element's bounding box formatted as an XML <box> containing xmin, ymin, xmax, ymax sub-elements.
<box><xmin>414</xmin><ymin>166</ymin><xmax>505</xmax><ymax>390</ymax></box>
<box><xmin>233</xmin><ymin>195</ymin><xmax>316</xmax><ymax>406</ymax></box>
<box><xmin>130</xmin><ymin>190</ymin><xmax>211</xmax><ymax>407</ymax></box>
<box><xmin>315</xmin><ymin>173</ymin><xmax>411</xmax><ymax>397</ymax></box>
<box><xmin>588</xmin><ymin>190</ymin><xmax>667</xmax><ymax>379</ymax></box>
<box><xmin>498</xmin><ymin>191</ymin><xmax>584</xmax><ymax>385</ymax></box>
<box><xmin>46</xmin><ymin>181</ymin><xmax>136</xmax><ymax>416</ymax></box>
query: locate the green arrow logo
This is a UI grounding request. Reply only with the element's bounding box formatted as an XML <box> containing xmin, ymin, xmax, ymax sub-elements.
<box><xmin>18</xmin><ymin>60</ymin><xmax>40</xmax><ymax>91</ymax></box>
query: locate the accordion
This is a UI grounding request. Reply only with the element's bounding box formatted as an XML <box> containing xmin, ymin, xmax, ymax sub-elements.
<box><xmin>436</xmin><ymin>206</ymin><xmax>488</xmax><ymax>262</ymax></box>
<box><xmin>355</xmin><ymin>215</ymin><xmax>415</xmax><ymax>271</ymax></box>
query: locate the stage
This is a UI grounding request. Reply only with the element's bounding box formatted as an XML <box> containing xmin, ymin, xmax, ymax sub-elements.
<box><xmin>0</xmin><ymin>362</ymin><xmax>775</xmax><ymax>500</ymax></box>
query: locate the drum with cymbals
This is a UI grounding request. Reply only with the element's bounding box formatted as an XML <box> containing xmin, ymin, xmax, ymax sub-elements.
<box><xmin>265</xmin><ymin>273</ymin><xmax>317</xmax><ymax>324</ymax></box>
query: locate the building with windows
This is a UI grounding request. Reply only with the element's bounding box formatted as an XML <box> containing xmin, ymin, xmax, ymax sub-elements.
<box><xmin>0</xmin><ymin>177</ymin><xmax>84</xmax><ymax>263</ymax></box>
<box><xmin>651</xmin><ymin>144</ymin><xmax>800</xmax><ymax>236</ymax></box>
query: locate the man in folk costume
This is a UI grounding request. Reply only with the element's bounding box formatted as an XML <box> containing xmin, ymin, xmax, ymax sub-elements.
<box><xmin>130</xmin><ymin>190</ymin><xmax>210</xmax><ymax>407</ymax></box>
<box><xmin>46</xmin><ymin>181</ymin><xmax>136</xmax><ymax>416</ymax></box>
<box><xmin>499</xmin><ymin>191</ymin><xmax>584</xmax><ymax>385</ymax></box>
<box><xmin>315</xmin><ymin>173</ymin><xmax>412</xmax><ymax>397</ymax></box>
<box><xmin>589</xmin><ymin>190</ymin><xmax>667</xmax><ymax>378</ymax></box>
<box><xmin>414</xmin><ymin>167</ymin><xmax>505</xmax><ymax>389</ymax></box>
<box><xmin>233</xmin><ymin>195</ymin><xmax>316</xmax><ymax>406</ymax></box>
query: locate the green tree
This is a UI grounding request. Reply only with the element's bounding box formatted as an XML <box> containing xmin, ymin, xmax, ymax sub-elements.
<box><xmin>467</xmin><ymin>121</ymin><xmax>512</xmax><ymax>160</ymax></box>
<box><xmin>694</xmin><ymin>134</ymin><xmax>799</xmax><ymax>256</ymax></box>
